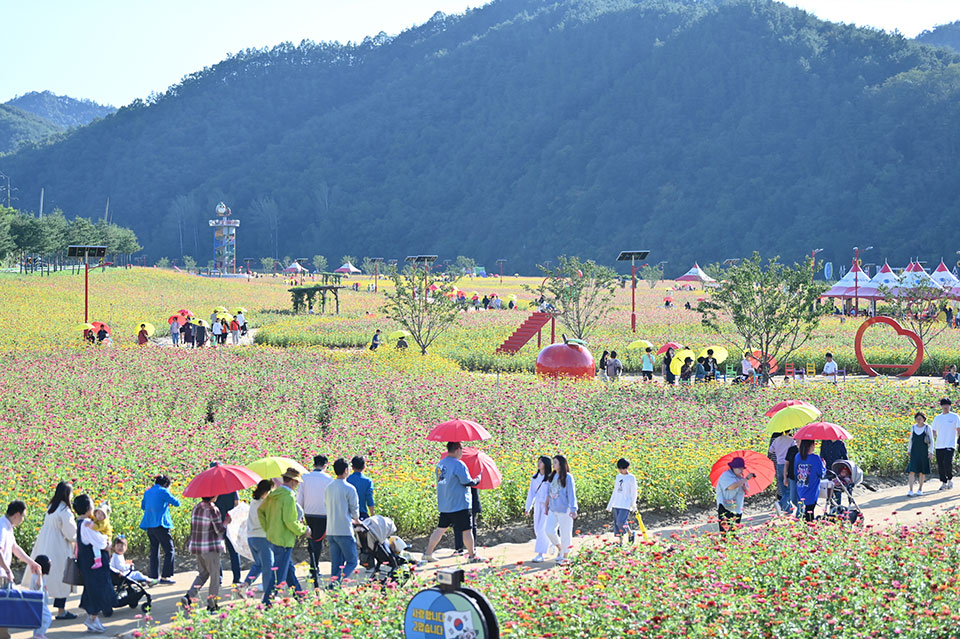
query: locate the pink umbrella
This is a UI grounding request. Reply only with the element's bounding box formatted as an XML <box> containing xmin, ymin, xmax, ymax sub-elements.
<box><xmin>427</xmin><ymin>418</ymin><xmax>492</xmax><ymax>443</ymax></box>
<box><xmin>764</xmin><ymin>400</ymin><xmax>818</xmax><ymax>418</ymax></box>
<box><xmin>794</xmin><ymin>422</ymin><xmax>852</xmax><ymax>441</ymax></box>
<box><xmin>439</xmin><ymin>448</ymin><xmax>502</xmax><ymax>489</ymax></box>
<box><xmin>182</xmin><ymin>463</ymin><xmax>262</xmax><ymax>498</ymax></box>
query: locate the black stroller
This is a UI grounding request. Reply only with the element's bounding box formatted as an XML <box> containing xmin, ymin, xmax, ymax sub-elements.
<box><xmin>822</xmin><ymin>460</ymin><xmax>865</xmax><ymax>525</ymax></box>
<box><xmin>111</xmin><ymin>570</ymin><xmax>152</xmax><ymax>612</ymax></box>
<box><xmin>355</xmin><ymin>515</ymin><xmax>410</xmax><ymax>585</ymax></box>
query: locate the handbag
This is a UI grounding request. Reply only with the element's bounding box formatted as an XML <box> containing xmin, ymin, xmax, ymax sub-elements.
<box><xmin>0</xmin><ymin>582</ymin><xmax>44</xmax><ymax>629</ymax></box>
<box><xmin>63</xmin><ymin>557</ymin><xmax>83</xmax><ymax>586</ymax></box>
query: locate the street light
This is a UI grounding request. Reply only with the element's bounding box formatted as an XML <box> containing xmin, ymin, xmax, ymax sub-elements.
<box><xmin>496</xmin><ymin>259</ymin><xmax>506</xmax><ymax>284</ymax></box>
<box><xmin>405</xmin><ymin>255</ymin><xmax>438</xmax><ymax>307</ymax></box>
<box><xmin>810</xmin><ymin>248</ymin><xmax>824</xmax><ymax>283</ymax></box>
<box><xmin>853</xmin><ymin>246</ymin><xmax>873</xmax><ymax>315</ymax></box>
<box><xmin>68</xmin><ymin>245</ymin><xmax>108</xmax><ymax>324</ymax></box>
<box><xmin>617</xmin><ymin>250</ymin><xmax>651</xmax><ymax>333</ymax></box>
<box><xmin>371</xmin><ymin>257</ymin><xmax>384</xmax><ymax>292</ymax></box>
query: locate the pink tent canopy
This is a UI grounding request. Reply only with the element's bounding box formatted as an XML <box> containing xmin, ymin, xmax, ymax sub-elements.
<box><xmin>283</xmin><ymin>262</ymin><xmax>308</xmax><ymax>274</ymax></box>
<box><xmin>335</xmin><ymin>262</ymin><xmax>361</xmax><ymax>274</ymax></box>
<box><xmin>931</xmin><ymin>260</ymin><xmax>960</xmax><ymax>288</ymax></box>
<box><xmin>675</xmin><ymin>263</ymin><xmax>716</xmax><ymax>283</ymax></box>
<box><xmin>822</xmin><ymin>262</ymin><xmax>878</xmax><ymax>299</ymax></box>
<box><xmin>892</xmin><ymin>261</ymin><xmax>942</xmax><ymax>296</ymax></box>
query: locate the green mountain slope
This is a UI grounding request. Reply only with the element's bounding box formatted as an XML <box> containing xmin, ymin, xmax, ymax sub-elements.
<box><xmin>917</xmin><ymin>21</ymin><xmax>960</xmax><ymax>53</ymax></box>
<box><xmin>1</xmin><ymin>0</ymin><xmax>959</xmax><ymax>273</ymax></box>
<box><xmin>0</xmin><ymin>104</ymin><xmax>61</xmax><ymax>154</ymax></box>
<box><xmin>4</xmin><ymin>91</ymin><xmax>115</xmax><ymax>129</ymax></box>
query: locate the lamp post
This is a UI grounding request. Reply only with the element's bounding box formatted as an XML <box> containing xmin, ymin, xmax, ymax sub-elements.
<box><xmin>853</xmin><ymin>245</ymin><xmax>873</xmax><ymax>316</ymax></box>
<box><xmin>496</xmin><ymin>259</ymin><xmax>506</xmax><ymax>284</ymax></box>
<box><xmin>68</xmin><ymin>245</ymin><xmax>107</xmax><ymax>323</ymax></box>
<box><xmin>810</xmin><ymin>248</ymin><xmax>823</xmax><ymax>283</ymax></box>
<box><xmin>405</xmin><ymin>255</ymin><xmax>438</xmax><ymax>308</ymax></box>
<box><xmin>617</xmin><ymin>250</ymin><xmax>650</xmax><ymax>333</ymax></box>
<box><xmin>371</xmin><ymin>257</ymin><xmax>384</xmax><ymax>292</ymax></box>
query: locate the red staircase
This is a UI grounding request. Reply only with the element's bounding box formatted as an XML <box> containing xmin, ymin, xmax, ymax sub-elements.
<box><xmin>496</xmin><ymin>312</ymin><xmax>554</xmax><ymax>354</ymax></box>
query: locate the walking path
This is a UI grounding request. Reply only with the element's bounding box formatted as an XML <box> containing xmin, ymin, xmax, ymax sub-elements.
<box><xmin>152</xmin><ymin>329</ymin><xmax>257</xmax><ymax>348</ymax></box>
<box><xmin>19</xmin><ymin>480</ymin><xmax>959</xmax><ymax>638</ymax></box>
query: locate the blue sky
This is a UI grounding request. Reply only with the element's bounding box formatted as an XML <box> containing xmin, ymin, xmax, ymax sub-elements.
<box><xmin>1</xmin><ymin>0</ymin><xmax>958</xmax><ymax>107</ymax></box>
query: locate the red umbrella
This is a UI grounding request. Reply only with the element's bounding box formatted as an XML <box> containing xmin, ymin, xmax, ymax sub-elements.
<box><xmin>710</xmin><ymin>450</ymin><xmax>775</xmax><ymax>495</ymax></box>
<box><xmin>794</xmin><ymin>422</ymin><xmax>852</xmax><ymax>441</ymax></box>
<box><xmin>427</xmin><ymin>418</ymin><xmax>492</xmax><ymax>443</ymax></box>
<box><xmin>182</xmin><ymin>463</ymin><xmax>262</xmax><ymax>498</ymax></box>
<box><xmin>663</xmin><ymin>297</ymin><xmax>674</xmax><ymax>302</ymax></box>
<box><xmin>697</xmin><ymin>297</ymin><xmax>706</xmax><ymax>302</ymax></box>
<box><xmin>440</xmin><ymin>448</ymin><xmax>502</xmax><ymax>489</ymax></box>
<box><xmin>764</xmin><ymin>400</ymin><xmax>818</xmax><ymax>418</ymax></box>
<box><xmin>91</xmin><ymin>321</ymin><xmax>111</xmax><ymax>335</ymax></box>
<box><xmin>748</xmin><ymin>350</ymin><xmax>779</xmax><ymax>374</ymax></box>
<box><xmin>657</xmin><ymin>341</ymin><xmax>683</xmax><ymax>355</ymax></box>
<box><xmin>178</xmin><ymin>309</ymin><xmax>194</xmax><ymax>318</ymax></box>
<box><xmin>168</xmin><ymin>315</ymin><xmax>187</xmax><ymax>326</ymax></box>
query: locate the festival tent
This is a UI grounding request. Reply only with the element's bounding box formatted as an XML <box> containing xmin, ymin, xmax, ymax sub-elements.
<box><xmin>931</xmin><ymin>260</ymin><xmax>960</xmax><ymax>289</ymax></box>
<box><xmin>892</xmin><ymin>261</ymin><xmax>943</xmax><ymax>296</ymax></box>
<box><xmin>283</xmin><ymin>262</ymin><xmax>308</xmax><ymax>274</ymax></box>
<box><xmin>675</xmin><ymin>263</ymin><xmax>716</xmax><ymax>284</ymax></box>
<box><xmin>822</xmin><ymin>262</ymin><xmax>878</xmax><ymax>299</ymax></box>
<box><xmin>335</xmin><ymin>262</ymin><xmax>361</xmax><ymax>274</ymax></box>
<box><xmin>867</xmin><ymin>261</ymin><xmax>900</xmax><ymax>295</ymax></box>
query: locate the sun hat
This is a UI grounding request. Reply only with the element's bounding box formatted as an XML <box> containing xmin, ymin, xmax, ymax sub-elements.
<box><xmin>282</xmin><ymin>468</ymin><xmax>303</xmax><ymax>483</ymax></box>
<box><xmin>728</xmin><ymin>457</ymin><xmax>746</xmax><ymax>469</ymax></box>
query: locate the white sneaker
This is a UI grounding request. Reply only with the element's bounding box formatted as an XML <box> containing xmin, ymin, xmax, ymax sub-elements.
<box><xmin>907</xmin><ymin>490</ymin><xmax>915</xmax><ymax>497</ymax></box>
<box><xmin>949</xmin><ymin>480</ymin><xmax>954</xmax><ymax>489</ymax></box>
<box><xmin>916</xmin><ymin>489</ymin><xmax>923</xmax><ymax>496</ymax></box>
<box><xmin>531</xmin><ymin>554</ymin><xmax>544</xmax><ymax>563</ymax></box>
<box><xmin>939</xmin><ymin>483</ymin><xmax>948</xmax><ymax>491</ymax></box>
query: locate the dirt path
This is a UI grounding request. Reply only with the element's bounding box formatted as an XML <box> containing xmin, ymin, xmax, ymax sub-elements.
<box><xmin>21</xmin><ymin>479</ymin><xmax>959</xmax><ymax>638</ymax></box>
<box><xmin>152</xmin><ymin>328</ymin><xmax>258</xmax><ymax>348</ymax></box>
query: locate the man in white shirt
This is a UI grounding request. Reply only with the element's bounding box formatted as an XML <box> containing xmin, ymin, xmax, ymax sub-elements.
<box><xmin>297</xmin><ymin>454</ymin><xmax>333</xmax><ymax>587</ymax></box>
<box><xmin>740</xmin><ymin>354</ymin><xmax>754</xmax><ymax>382</ymax></box>
<box><xmin>0</xmin><ymin>501</ymin><xmax>41</xmax><ymax>639</ymax></box>
<box><xmin>605</xmin><ymin>459</ymin><xmax>638</xmax><ymax>542</ymax></box>
<box><xmin>931</xmin><ymin>398</ymin><xmax>960</xmax><ymax>490</ymax></box>
<box><xmin>822</xmin><ymin>352</ymin><xmax>838</xmax><ymax>384</ymax></box>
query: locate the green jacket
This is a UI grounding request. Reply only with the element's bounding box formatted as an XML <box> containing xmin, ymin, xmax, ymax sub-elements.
<box><xmin>258</xmin><ymin>486</ymin><xmax>306</xmax><ymax>548</ymax></box>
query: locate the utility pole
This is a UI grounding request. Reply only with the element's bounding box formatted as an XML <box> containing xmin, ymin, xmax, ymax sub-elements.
<box><xmin>617</xmin><ymin>251</ymin><xmax>650</xmax><ymax>333</ymax></box>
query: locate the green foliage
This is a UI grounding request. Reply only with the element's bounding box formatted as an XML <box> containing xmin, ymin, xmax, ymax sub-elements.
<box><xmin>260</xmin><ymin>256</ymin><xmax>275</xmax><ymax>272</ymax></box>
<box><xmin>0</xmin><ymin>207</ymin><xmax>139</xmax><ymax>258</ymax></box>
<box><xmin>639</xmin><ymin>263</ymin><xmax>663</xmax><ymax>289</ymax></box>
<box><xmin>340</xmin><ymin>255</ymin><xmax>356</xmax><ymax>269</ymax></box>
<box><xmin>917</xmin><ymin>21</ymin><xmax>960</xmax><ymax>53</ymax></box>
<box><xmin>156</xmin><ymin>257</ymin><xmax>170</xmax><ymax>268</ymax></box>
<box><xmin>182</xmin><ymin>255</ymin><xmax>197</xmax><ymax>271</ymax></box>
<box><xmin>698</xmin><ymin>253</ymin><xmax>828</xmax><ymax>382</ymax></box>
<box><xmin>311</xmin><ymin>254</ymin><xmax>327</xmax><ymax>273</ymax></box>
<box><xmin>382</xmin><ymin>266</ymin><xmax>460</xmax><ymax>354</ymax></box>
<box><xmin>4</xmin><ymin>91</ymin><xmax>114</xmax><ymax>129</ymax></box>
<box><xmin>2</xmin><ymin>1</ymin><xmax>960</xmax><ymax>269</ymax></box>
<box><xmin>0</xmin><ymin>105</ymin><xmax>60</xmax><ymax>154</ymax></box>
<box><xmin>880</xmin><ymin>280</ymin><xmax>952</xmax><ymax>351</ymax></box>
<box><xmin>530</xmin><ymin>255</ymin><xmax>618</xmax><ymax>341</ymax></box>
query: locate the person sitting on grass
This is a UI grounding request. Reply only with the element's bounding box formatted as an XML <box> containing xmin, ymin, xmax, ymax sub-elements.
<box><xmin>396</xmin><ymin>336</ymin><xmax>408</xmax><ymax>350</ymax></box>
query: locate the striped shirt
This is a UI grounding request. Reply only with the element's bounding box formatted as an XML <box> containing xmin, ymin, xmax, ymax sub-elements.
<box><xmin>187</xmin><ymin>501</ymin><xmax>225</xmax><ymax>554</ymax></box>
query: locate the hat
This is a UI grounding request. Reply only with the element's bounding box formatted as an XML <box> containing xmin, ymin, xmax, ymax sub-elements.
<box><xmin>94</xmin><ymin>502</ymin><xmax>111</xmax><ymax>517</ymax></box>
<box><xmin>281</xmin><ymin>468</ymin><xmax>303</xmax><ymax>483</ymax></box>
<box><xmin>728</xmin><ymin>457</ymin><xmax>746</xmax><ymax>469</ymax></box>
<box><xmin>941</xmin><ymin>398</ymin><xmax>952</xmax><ymax>406</ymax></box>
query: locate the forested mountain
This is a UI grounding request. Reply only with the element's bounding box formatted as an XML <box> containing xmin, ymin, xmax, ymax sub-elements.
<box><xmin>4</xmin><ymin>91</ymin><xmax>115</xmax><ymax>129</ymax></box>
<box><xmin>0</xmin><ymin>105</ymin><xmax>61</xmax><ymax>154</ymax></box>
<box><xmin>1</xmin><ymin>0</ymin><xmax>960</xmax><ymax>274</ymax></box>
<box><xmin>917</xmin><ymin>21</ymin><xmax>960</xmax><ymax>53</ymax></box>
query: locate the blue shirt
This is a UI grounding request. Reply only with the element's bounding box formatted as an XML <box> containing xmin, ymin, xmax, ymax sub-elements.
<box><xmin>139</xmin><ymin>485</ymin><xmax>181</xmax><ymax>530</ymax></box>
<box><xmin>548</xmin><ymin>474</ymin><xmax>578</xmax><ymax>515</ymax></box>
<box><xmin>435</xmin><ymin>456</ymin><xmax>476</xmax><ymax>513</ymax></box>
<box><xmin>346</xmin><ymin>472</ymin><xmax>375</xmax><ymax>517</ymax></box>
<box><xmin>795</xmin><ymin>453</ymin><xmax>824</xmax><ymax>505</ymax></box>
<box><xmin>215</xmin><ymin>492</ymin><xmax>239</xmax><ymax>522</ymax></box>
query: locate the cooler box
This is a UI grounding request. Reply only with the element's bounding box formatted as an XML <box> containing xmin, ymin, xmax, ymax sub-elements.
<box><xmin>0</xmin><ymin>586</ymin><xmax>44</xmax><ymax>629</ymax></box>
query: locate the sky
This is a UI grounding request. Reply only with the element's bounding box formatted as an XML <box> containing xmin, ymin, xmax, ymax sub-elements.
<box><xmin>1</xmin><ymin>0</ymin><xmax>959</xmax><ymax>107</ymax></box>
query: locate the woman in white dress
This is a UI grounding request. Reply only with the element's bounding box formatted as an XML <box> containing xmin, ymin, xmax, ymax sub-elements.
<box><xmin>25</xmin><ymin>482</ymin><xmax>77</xmax><ymax>620</ymax></box>
<box><xmin>524</xmin><ymin>456</ymin><xmax>552</xmax><ymax>563</ymax></box>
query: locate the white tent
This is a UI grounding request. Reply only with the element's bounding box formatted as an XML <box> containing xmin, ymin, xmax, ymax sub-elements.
<box><xmin>675</xmin><ymin>263</ymin><xmax>716</xmax><ymax>283</ymax></box>
<box><xmin>931</xmin><ymin>260</ymin><xmax>960</xmax><ymax>288</ymax></box>
<box><xmin>868</xmin><ymin>261</ymin><xmax>900</xmax><ymax>293</ymax></box>
<box><xmin>282</xmin><ymin>262</ymin><xmax>308</xmax><ymax>274</ymax></box>
<box><xmin>893</xmin><ymin>261</ymin><xmax>943</xmax><ymax>296</ymax></box>
<box><xmin>822</xmin><ymin>262</ymin><xmax>877</xmax><ymax>299</ymax></box>
<box><xmin>335</xmin><ymin>262</ymin><xmax>362</xmax><ymax>274</ymax></box>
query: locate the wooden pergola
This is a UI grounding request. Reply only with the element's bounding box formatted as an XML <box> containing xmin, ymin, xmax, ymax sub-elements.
<box><xmin>289</xmin><ymin>283</ymin><xmax>345</xmax><ymax>314</ymax></box>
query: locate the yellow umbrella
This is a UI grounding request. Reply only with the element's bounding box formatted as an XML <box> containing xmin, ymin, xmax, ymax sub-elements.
<box><xmin>387</xmin><ymin>330</ymin><xmax>412</xmax><ymax>340</ymax></box>
<box><xmin>74</xmin><ymin>323</ymin><xmax>95</xmax><ymax>331</ymax></box>
<box><xmin>136</xmin><ymin>322</ymin><xmax>156</xmax><ymax>337</ymax></box>
<box><xmin>670</xmin><ymin>349</ymin><xmax>696</xmax><ymax>375</ymax></box>
<box><xmin>233</xmin><ymin>307</ymin><xmax>248</xmax><ymax>315</ymax></box>
<box><xmin>764</xmin><ymin>405</ymin><xmax>820</xmax><ymax>435</ymax></box>
<box><xmin>193</xmin><ymin>319</ymin><xmax>210</xmax><ymax>328</ymax></box>
<box><xmin>627</xmin><ymin>339</ymin><xmax>655</xmax><ymax>351</ymax></box>
<box><xmin>246</xmin><ymin>456</ymin><xmax>309</xmax><ymax>480</ymax></box>
<box><xmin>217</xmin><ymin>313</ymin><xmax>234</xmax><ymax>322</ymax></box>
<box><xmin>699</xmin><ymin>346</ymin><xmax>729</xmax><ymax>364</ymax></box>
<box><xmin>214</xmin><ymin>305</ymin><xmax>229</xmax><ymax>313</ymax></box>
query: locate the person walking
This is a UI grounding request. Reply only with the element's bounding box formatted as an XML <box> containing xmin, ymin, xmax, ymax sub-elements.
<box><xmin>524</xmin><ymin>456</ymin><xmax>552</xmax><ymax>562</ymax></box>
<box><xmin>605</xmin><ymin>351</ymin><xmax>623</xmax><ymax>382</ymax></box>
<box><xmin>641</xmin><ymin>348</ymin><xmax>655</xmax><ymax>382</ymax></box>
<box><xmin>907</xmin><ymin>412</ymin><xmax>934</xmax><ymax>497</ymax></box>
<box><xmin>229</xmin><ymin>318</ymin><xmax>240</xmax><ymax>345</ymax></box>
<box><xmin>24</xmin><ymin>483</ymin><xmax>76</xmax><ymax>620</ymax></box>
<box><xmin>822</xmin><ymin>352</ymin><xmax>838</xmax><ymax>384</ymax></box>
<box><xmin>785</xmin><ymin>439</ymin><xmax>801</xmax><ymax>517</ymax></box>
<box><xmin>137</xmin><ymin>324</ymin><xmax>149</xmax><ymax>346</ymax></box>
<box><xmin>544</xmin><ymin>455</ymin><xmax>578</xmax><ymax>564</ymax></box>
<box><xmin>768</xmin><ymin>431</ymin><xmax>795</xmax><ymax>515</ymax></box>
<box><xmin>213</xmin><ymin>485</ymin><xmax>241</xmax><ymax>586</ymax></box>
<box><xmin>598</xmin><ymin>350</ymin><xmax>609</xmax><ymax>381</ymax></box>
<box><xmin>236</xmin><ymin>311</ymin><xmax>247</xmax><ymax>336</ymax></box>
<box><xmin>794</xmin><ymin>440</ymin><xmax>824</xmax><ymax>521</ymax></box>
<box><xmin>211</xmin><ymin>319</ymin><xmax>223</xmax><ymax>348</ymax></box>
<box><xmin>72</xmin><ymin>494</ymin><xmax>113</xmax><ymax>634</ymax></box>
<box><xmin>370</xmin><ymin>329</ymin><xmax>382</xmax><ymax>351</ymax></box>
<box><xmin>663</xmin><ymin>347</ymin><xmax>676</xmax><ymax>385</ymax></box>
<box><xmin>239</xmin><ymin>480</ymin><xmax>273</xmax><ymax>592</ymax></box>
<box><xmin>297</xmin><ymin>455</ymin><xmax>333</xmax><ymax>588</ymax></box>
<box><xmin>714</xmin><ymin>457</ymin><xmax>754</xmax><ymax>532</ymax></box>
<box><xmin>259</xmin><ymin>468</ymin><xmax>306</xmax><ymax>605</ymax></box>
<box><xmin>1</xmin><ymin>501</ymin><xmax>42</xmax><ymax>639</ymax></box>
<box><xmin>932</xmin><ymin>398</ymin><xmax>960</xmax><ymax>490</ymax></box>
<box><xmin>170</xmin><ymin>321</ymin><xmax>181</xmax><ymax>347</ymax></box>
<box><xmin>454</xmin><ymin>487</ymin><xmax>481</xmax><ymax>555</ymax></box>
<box><xmin>182</xmin><ymin>495</ymin><xmax>229</xmax><ymax>611</ymax></box>
<box><xmin>139</xmin><ymin>475</ymin><xmax>179</xmax><ymax>583</ymax></box>
<box><xmin>605</xmin><ymin>458</ymin><xmax>638</xmax><ymax>542</ymax></box>
<box><xmin>325</xmin><ymin>458</ymin><xmax>361</xmax><ymax>588</ymax></box>
<box><xmin>421</xmin><ymin>442</ymin><xmax>483</xmax><ymax>563</ymax></box>
<box><xmin>346</xmin><ymin>456</ymin><xmax>375</xmax><ymax>520</ymax></box>
<box><xmin>195</xmin><ymin>322</ymin><xmax>207</xmax><ymax>348</ymax></box>
<box><xmin>180</xmin><ymin>321</ymin><xmax>194</xmax><ymax>349</ymax></box>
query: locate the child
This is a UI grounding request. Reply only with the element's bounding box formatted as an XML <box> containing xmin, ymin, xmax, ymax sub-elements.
<box><xmin>90</xmin><ymin>503</ymin><xmax>113</xmax><ymax>569</ymax></box>
<box><xmin>605</xmin><ymin>459</ymin><xmax>638</xmax><ymax>543</ymax></box>
<box><xmin>605</xmin><ymin>351</ymin><xmax>623</xmax><ymax>382</ymax></box>
<box><xmin>110</xmin><ymin>537</ymin><xmax>158</xmax><ymax>585</ymax></box>
<box><xmin>29</xmin><ymin>554</ymin><xmax>52</xmax><ymax>639</ymax></box>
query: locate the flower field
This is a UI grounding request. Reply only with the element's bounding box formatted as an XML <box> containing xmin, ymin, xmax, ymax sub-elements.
<box><xmin>148</xmin><ymin>514</ymin><xmax>960</xmax><ymax>639</ymax></box>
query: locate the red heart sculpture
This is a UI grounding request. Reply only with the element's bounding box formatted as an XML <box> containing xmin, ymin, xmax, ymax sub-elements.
<box><xmin>854</xmin><ymin>316</ymin><xmax>924</xmax><ymax>377</ymax></box>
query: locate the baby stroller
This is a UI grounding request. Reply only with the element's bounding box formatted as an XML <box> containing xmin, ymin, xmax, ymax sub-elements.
<box><xmin>355</xmin><ymin>515</ymin><xmax>410</xmax><ymax>585</ymax></box>
<box><xmin>821</xmin><ymin>460</ymin><xmax>864</xmax><ymax>524</ymax></box>
<box><xmin>111</xmin><ymin>570</ymin><xmax>152</xmax><ymax>612</ymax></box>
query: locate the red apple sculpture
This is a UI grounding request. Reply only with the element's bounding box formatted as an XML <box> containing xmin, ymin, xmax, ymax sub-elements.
<box><xmin>536</xmin><ymin>341</ymin><xmax>595</xmax><ymax>379</ymax></box>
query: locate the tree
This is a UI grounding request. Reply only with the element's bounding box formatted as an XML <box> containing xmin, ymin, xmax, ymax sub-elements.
<box><xmin>182</xmin><ymin>255</ymin><xmax>197</xmax><ymax>272</ymax></box>
<box><xmin>261</xmin><ymin>256</ymin><xmax>276</xmax><ymax>273</ymax></box>
<box><xmin>880</xmin><ymin>281</ymin><xmax>951</xmax><ymax>353</ymax></box>
<box><xmin>312</xmin><ymin>254</ymin><xmax>328</xmax><ymax>273</ymax></box>
<box><xmin>340</xmin><ymin>255</ymin><xmax>356</xmax><ymax>268</ymax></box>
<box><xmin>698</xmin><ymin>253</ymin><xmax>828</xmax><ymax>384</ymax></box>
<box><xmin>639</xmin><ymin>264</ymin><xmax>664</xmax><ymax>289</ymax></box>
<box><xmin>528</xmin><ymin>255</ymin><xmax>618</xmax><ymax>341</ymax></box>
<box><xmin>156</xmin><ymin>257</ymin><xmax>170</xmax><ymax>268</ymax></box>
<box><xmin>360</xmin><ymin>256</ymin><xmax>374</xmax><ymax>276</ymax></box>
<box><xmin>67</xmin><ymin>217</ymin><xmax>98</xmax><ymax>246</ymax></box>
<box><xmin>0</xmin><ymin>207</ymin><xmax>14</xmax><ymax>261</ymax></box>
<box><xmin>454</xmin><ymin>255</ymin><xmax>477</xmax><ymax>277</ymax></box>
<box><xmin>382</xmin><ymin>265</ymin><xmax>460</xmax><ymax>355</ymax></box>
